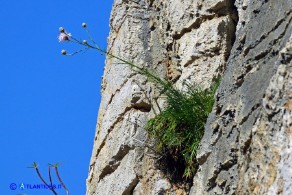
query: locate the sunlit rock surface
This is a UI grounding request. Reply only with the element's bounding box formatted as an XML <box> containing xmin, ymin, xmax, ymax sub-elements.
<box><xmin>87</xmin><ymin>0</ymin><xmax>292</xmax><ymax>194</ymax></box>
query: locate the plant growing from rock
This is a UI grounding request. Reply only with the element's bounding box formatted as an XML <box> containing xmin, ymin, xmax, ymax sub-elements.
<box><xmin>58</xmin><ymin>23</ymin><xmax>219</xmax><ymax>179</ymax></box>
<box><xmin>146</xmin><ymin>81</ymin><xmax>219</xmax><ymax>178</ymax></box>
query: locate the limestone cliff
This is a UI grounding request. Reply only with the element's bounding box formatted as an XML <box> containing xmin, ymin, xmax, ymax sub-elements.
<box><xmin>87</xmin><ymin>0</ymin><xmax>292</xmax><ymax>194</ymax></box>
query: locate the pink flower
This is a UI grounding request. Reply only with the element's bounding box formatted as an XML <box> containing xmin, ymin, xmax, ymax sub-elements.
<box><xmin>58</xmin><ymin>32</ymin><xmax>71</xmax><ymax>42</ymax></box>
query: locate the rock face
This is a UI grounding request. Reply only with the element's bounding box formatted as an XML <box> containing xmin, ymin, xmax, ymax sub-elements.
<box><xmin>191</xmin><ymin>1</ymin><xmax>292</xmax><ymax>194</ymax></box>
<box><xmin>86</xmin><ymin>0</ymin><xmax>291</xmax><ymax>194</ymax></box>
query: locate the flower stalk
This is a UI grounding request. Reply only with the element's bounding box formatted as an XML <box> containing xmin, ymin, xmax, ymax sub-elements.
<box><xmin>29</xmin><ymin>162</ymin><xmax>69</xmax><ymax>195</ymax></box>
<box><xmin>58</xmin><ymin>26</ymin><xmax>174</xmax><ymax>96</ymax></box>
<box><xmin>28</xmin><ymin>162</ymin><xmax>58</xmax><ymax>195</ymax></box>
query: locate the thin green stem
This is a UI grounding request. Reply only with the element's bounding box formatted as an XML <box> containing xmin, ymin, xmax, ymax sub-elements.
<box><xmin>67</xmin><ymin>33</ymin><xmax>173</xmax><ymax>93</ymax></box>
<box><xmin>84</xmin><ymin>28</ymin><xmax>98</xmax><ymax>47</ymax></box>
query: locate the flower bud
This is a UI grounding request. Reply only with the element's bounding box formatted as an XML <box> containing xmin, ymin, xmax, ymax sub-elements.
<box><xmin>59</xmin><ymin>27</ymin><xmax>65</xmax><ymax>33</ymax></box>
<box><xmin>61</xmin><ymin>49</ymin><xmax>67</xmax><ymax>55</ymax></box>
<box><xmin>82</xmin><ymin>23</ymin><xmax>87</xmax><ymax>28</ymax></box>
<box><xmin>83</xmin><ymin>40</ymin><xmax>88</xmax><ymax>44</ymax></box>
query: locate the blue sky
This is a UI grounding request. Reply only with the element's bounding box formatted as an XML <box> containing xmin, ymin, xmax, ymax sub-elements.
<box><xmin>0</xmin><ymin>0</ymin><xmax>113</xmax><ymax>194</ymax></box>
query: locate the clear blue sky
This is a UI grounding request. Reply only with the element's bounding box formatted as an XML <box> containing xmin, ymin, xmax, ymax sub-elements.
<box><xmin>0</xmin><ymin>0</ymin><xmax>113</xmax><ymax>194</ymax></box>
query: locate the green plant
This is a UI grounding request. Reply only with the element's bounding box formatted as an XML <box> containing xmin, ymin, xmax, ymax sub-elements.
<box><xmin>58</xmin><ymin>23</ymin><xmax>219</xmax><ymax>179</ymax></box>
<box><xmin>58</xmin><ymin>25</ymin><xmax>172</xmax><ymax>94</ymax></box>
<box><xmin>146</xmin><ymin>80</ymin><xmax>219</xmax><ymax>178</ymax></box>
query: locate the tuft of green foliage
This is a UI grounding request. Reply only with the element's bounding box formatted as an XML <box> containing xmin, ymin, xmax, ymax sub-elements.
<box><xmin>146</xmin><ymin>80</ymin><xmax>219</xmax><ymax>178</ymax></box>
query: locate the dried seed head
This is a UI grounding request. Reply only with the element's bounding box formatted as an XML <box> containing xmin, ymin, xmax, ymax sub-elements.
<box><xmin>59</xmin><ymin>27</ymin><xmax>65</xmax><ymax>33</ymax></box>
<box><xmin>61</xmin><ymin>50</ymin><xmax>67</xmax><ymax>55</ymax></box>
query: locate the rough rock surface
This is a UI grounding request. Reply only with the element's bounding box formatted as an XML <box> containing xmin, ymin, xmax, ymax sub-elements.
<box><xmin>87</xmin><ymin>0</ymin><xmax>291</xmax><ymax>194</ymax></box>
<box><xmin>191</xmin><ymin>0</ymin><xmax>292</xmax><ymax>194</ymax></box>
